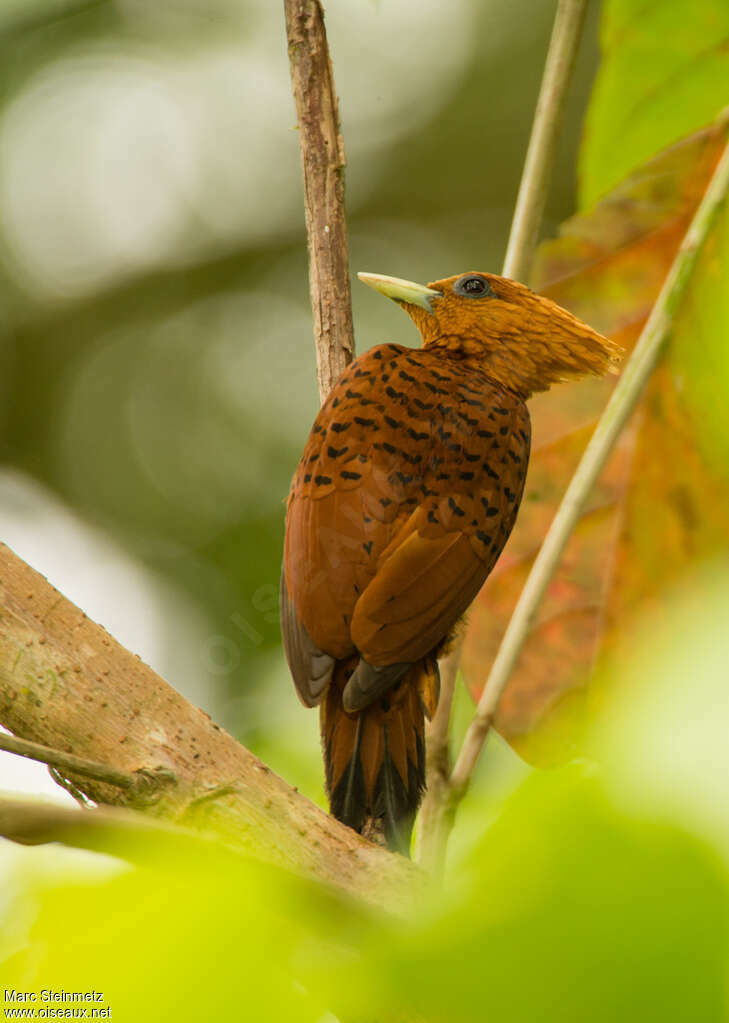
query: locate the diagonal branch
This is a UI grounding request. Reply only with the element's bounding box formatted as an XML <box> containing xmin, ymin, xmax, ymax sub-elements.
<box><xmin>443</xmin><ymin>127</ymin><xmax>727</xmax><ymax>806</ymax></box>
<box><xmin>449</xmin><ymin>131</ymin><xmax>729</xmax><ymax>798</ymax></box>
<box><xmin>284</xmin><ymin>0</ymin><xmax>355</xmax><ymax>403</ymax></box>
<box><xmin>0</xmin><ymin>542</ymin><xmax>421</xmax><ymax>911</ymax></box>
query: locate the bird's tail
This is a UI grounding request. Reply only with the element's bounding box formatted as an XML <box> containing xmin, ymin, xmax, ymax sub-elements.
<box><xmin>320</xmin><ymin>655</ymin><xmax>439</xmax><ymax>853</ymax></box>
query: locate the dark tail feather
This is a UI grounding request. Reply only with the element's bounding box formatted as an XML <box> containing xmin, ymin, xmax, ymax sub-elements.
<box><xmin>320</xmin><ymin>656</ymin><xmax>438</xmax><ymax>853</ymax></box>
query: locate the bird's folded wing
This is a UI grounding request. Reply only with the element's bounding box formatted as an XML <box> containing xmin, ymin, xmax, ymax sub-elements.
<box><xmin>280</xmin><ymin>565</ymin><xmax>336</xmax><ymax>707</ymax></box>
<box><xmin>350</xmin><ymin>507</ymin><xmax>495</xmax><ymax>666</ymax></box>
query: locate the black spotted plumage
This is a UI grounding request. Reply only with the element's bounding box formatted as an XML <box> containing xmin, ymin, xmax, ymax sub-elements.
<box><xmin>282</xmin><ymin>343</ymin><xmax>529</xmax><ymax>847</ymax></box>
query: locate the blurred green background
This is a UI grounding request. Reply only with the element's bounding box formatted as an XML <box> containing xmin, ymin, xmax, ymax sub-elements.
<box><xmin>5</xmin><ymin>2</ymin><xmax>729</xmax><ymax>1019</ymax></box>
<box><xmin>0</xmin><ymin>0</ymin><xmax>599</xmax><ymax>815</ymax></box>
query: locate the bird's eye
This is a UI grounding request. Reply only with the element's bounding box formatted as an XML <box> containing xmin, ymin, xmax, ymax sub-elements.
<box><xmin>454</xmin><ymin>274</ymin><xmax>493</xmax><ymax>298</ymax></box>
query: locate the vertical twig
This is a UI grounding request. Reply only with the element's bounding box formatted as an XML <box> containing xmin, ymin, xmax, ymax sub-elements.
<box><xmin>502</xmin><ymin>0</ymin><xmax>588</xmax><ymax>281</ymax></box>
<box><xmin>415</xmin><ymin>644</ymin><xmax>459</xmax><ymax>872</ymax></box>
<box><xmin>284</xmin><ymin>0</ymin><xmax>355</xmax><ymax>403</ymax></box>
<box><xmin>417</xmin><ymin>0</ymin><xmax>588</xmax><ymax>872</ymax></box>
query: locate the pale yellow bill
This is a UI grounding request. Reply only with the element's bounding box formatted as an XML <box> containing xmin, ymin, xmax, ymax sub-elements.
<box><xmin>357</xmin><ymin>272</ymin><xmax>441</xmax><ymax>312</ymax></box>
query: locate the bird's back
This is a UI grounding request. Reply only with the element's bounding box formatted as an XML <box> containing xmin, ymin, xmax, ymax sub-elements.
<box><xmin>281</xmin><ymin>341</ymin><xmax>531</xmax><ymax>848</ymax></box>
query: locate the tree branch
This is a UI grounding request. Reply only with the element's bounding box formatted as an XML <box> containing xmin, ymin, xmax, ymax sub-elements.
<box><xmin>0</xmin><ymin>730</ymin><xmax>175</xmax><ymax>797</ymax></box>
<box><xmin>284</xmin><ymin>0</ymin><xmax>355</xmax><ymax>403</ymax></box>
<box><xmin>0</xmin><ymin>543</ymin><xmax>421</xmax><ymax>911</ymax></box>
<box><xmin>448</xmin><ymin>125</ymin><xmax>729</xmax><ymax>801</ymax></box>
<box><xmin>502</xmin><ymin>0</ymin><xmax>588</xmax><ymax>282</ymax></box>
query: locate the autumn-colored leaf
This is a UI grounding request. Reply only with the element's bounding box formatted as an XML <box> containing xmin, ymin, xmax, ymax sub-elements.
<box><xmin>461</xmin><ymin>121</ymin><xmax>729</xmax><ymax>765</ymax></box>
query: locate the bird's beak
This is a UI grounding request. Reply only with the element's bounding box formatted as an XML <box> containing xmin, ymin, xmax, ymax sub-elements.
<box><xmin>357</xmin><ymin>272</ymin><xmax>441</xmax><ymax>313</ymax></box>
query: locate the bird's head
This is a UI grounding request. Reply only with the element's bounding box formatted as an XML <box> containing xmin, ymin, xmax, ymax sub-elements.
<box><xmin>358</xmin><ymin>270</ymin><xmax>621</xmax><ymax>397</ymax></box>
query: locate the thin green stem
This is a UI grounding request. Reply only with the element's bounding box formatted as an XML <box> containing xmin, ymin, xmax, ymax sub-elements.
<box><xmin>502</xmin><ymin>0</ymin><xmax>588</xmax><ymax>281</ymax></box>
<box><xmin>450</xmin><ymin>132</ymin><xmax>729</xmax><ymax>797</ymax></box>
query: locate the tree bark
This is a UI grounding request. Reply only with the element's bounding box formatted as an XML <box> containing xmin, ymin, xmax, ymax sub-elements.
<box><xmin>0</xmin><ymin>542</ymin><xmax>421</xmax><ymax>911</ymax></box>
<box><xmin>284</xmin><ymin>0</ymin><xmax>355</xmax><ymax>402</ymax></box>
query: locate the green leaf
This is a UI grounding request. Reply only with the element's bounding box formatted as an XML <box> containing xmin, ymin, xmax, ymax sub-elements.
<box><xmin>580</xmin><ymin>0</ymin><xmax>729</xmax><ymax>205</ymax></box>
<box><xmin>2</xmin><ymin>845</ymin><xmax>353</xmax><ymax>1023</ymax></box>
<box><xmin>400</xmin><ymin>772</ymin><xmax>729</xmax><ymax>1023</ymax></box>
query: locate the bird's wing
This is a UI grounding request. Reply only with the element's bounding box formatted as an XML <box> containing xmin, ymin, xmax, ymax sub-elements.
<box><xmin>282</xmin><ymin>345</ymin><xmax>413</xmax><ymax>705</ymax></box>
<box><xmin>279</xmin><ymin>565</ymin><xmax>336</xmax><ymax>707</ymax></box>
<box><xmin>350</xmin><ymin>476</ymin><xmax>514</xmax><ymax>668</ymax></box>
<box><xmin>282</xmin><ymin>344</ymin><xmax>530</xmax><ymax>706</ymax></box>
